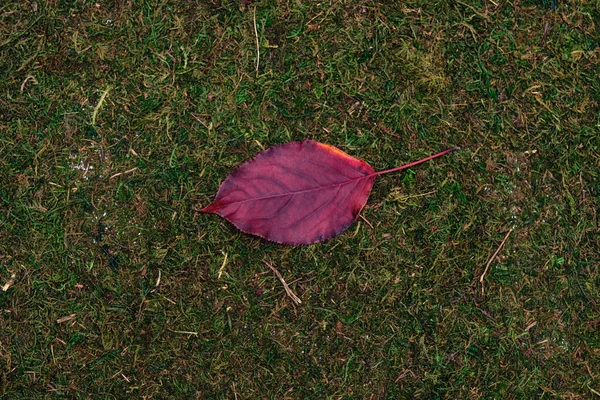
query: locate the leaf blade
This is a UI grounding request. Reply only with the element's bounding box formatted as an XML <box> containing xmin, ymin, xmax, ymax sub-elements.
<box><xmin>202</xmin><ymin>140</ymin><xmax>376</xmax><ymax>245</ymax></box>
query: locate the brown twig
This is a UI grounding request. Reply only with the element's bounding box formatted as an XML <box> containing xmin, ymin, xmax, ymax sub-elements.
<box><xmin>395</xmin><ymin>369</ymin><xmax>416</xmax><ymax>382</ymax></box>
<box><xmin>359</xmin><ymin>214</ymin><xmax>374</xmax><ymax>229</ymax></box>
<box><xmin>109</xmin><ymin>167</ymin><xmax>138</xmax><ymax>180</ymax></box>
<box><xmin>263</xmin><ymin>260</ymin><xmax>301</xmax><ymax>305</ymax></box>
<box><xmin>542</xmin><ymin>23</ymin><xmax>550</xmax><ymax>46</ymax></box>
<box><xmin>480</xmin><ymin>229</ymin><xmax>513</xmax><ymax>295</ymax></box>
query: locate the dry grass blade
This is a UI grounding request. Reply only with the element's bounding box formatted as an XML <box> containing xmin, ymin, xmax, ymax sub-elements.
<box><xmin>263</xmin><ymin>260</ymin><xmax>302</xmax><ymax>305</ymax></box>
<box><xmin>218</xmin><ymin>252</ymin><xmax>228</xmax><ymax>279</ymax></box>
<box><xmin>56</xmin><ymin>314</ymin><xmax>76</xmax><ymax>324</ymax></box>
<box><xmin>91</xmin><ymin>86</ymin><xmax>111</xmax><ymax>126</ymax></box>
<box><xmin>253</xmin><ymin>7</ymin><xmax>260</xmax><ymax>77</ymax></box>
<box><xmin>168</xmin><ymin>329</ymin><xmax>198</xmax><ymax>336</ymax></box>
<box><xmin>2</xmin><ymin>273</ymin><xmax>16</xmax><ymax>291</ymax></box>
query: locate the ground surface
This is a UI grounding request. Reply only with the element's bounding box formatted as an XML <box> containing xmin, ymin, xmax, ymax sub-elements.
<box><xmin>1</xmin><ymin>0</ymin><xmax>599</xmax><ymax>398</ymax></box>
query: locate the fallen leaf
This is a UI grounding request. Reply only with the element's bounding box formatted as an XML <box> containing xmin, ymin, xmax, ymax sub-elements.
<box><xmin>203</xmin><ymin>140</ymin><xmax>457</xmax><ymax>245</ymax></box>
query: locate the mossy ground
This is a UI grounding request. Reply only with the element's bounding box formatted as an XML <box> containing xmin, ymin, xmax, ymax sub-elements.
<box><xmin>1</xmin><ymin>0</ymin><xmax>599</xmax><ymax>398</ymax></box>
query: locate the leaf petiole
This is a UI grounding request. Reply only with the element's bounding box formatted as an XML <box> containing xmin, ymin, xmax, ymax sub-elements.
<box><xmin>374</xmin><ymin>147</ymin><xmax>459</xmax><ymax>176</ymax></box>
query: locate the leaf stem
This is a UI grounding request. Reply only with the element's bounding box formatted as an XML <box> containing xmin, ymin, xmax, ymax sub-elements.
<box><xmin>374</xmin><ymin>147</ymin><xmax>459</xmax><ymax>176</ymax></box>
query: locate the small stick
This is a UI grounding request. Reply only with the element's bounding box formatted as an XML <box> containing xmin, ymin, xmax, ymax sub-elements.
<box><xmin>110</xmin><ymin>167</ymin><xmax>138</xmax><ymax>180</ymax></box>
<box><xmin>253</xmin><ymin>7</ymin><xmax>260</xmax><ymax>77</ymax></box>
<box><xmin>263</xmin><ymin>260</ymin><xmax>301</xmax><ymax>305</ymax></box>
<box><xmin>395</xmin><ymin>369</ymin><xmax>416</xmax><ymax>382</ymax></box>
<box><xmin>359</xmin><ymin>214</ymin><xmax>374</xmax><ymax>229</ymax></box>
<box><xmin>480</xmin><ymin>229</ymin><xmax>512</xmax><ymax>295</ymax></box>
<box><xmin>542</xmin><ymin>23</ymin><xmax>550</xmax><ymax>45</ymax></box>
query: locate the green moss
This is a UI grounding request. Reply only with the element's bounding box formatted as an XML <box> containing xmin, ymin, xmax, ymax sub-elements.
<box><xmin>1</xmin><ymin>0</ymin><xmax>599</xmax><ymax>398</ymax></box>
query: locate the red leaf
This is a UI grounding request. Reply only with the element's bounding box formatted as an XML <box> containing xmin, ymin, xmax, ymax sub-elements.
<box><xmin>202</xmin><ymin>140</ymin><xmax>457</xmax><ymax>245</ymax></box>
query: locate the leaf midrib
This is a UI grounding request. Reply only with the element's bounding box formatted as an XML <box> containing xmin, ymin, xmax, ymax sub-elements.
<box><xmin>229</xmin><ymin>173</ymin><xmax>374</xmax><ymax>205</ymax></box>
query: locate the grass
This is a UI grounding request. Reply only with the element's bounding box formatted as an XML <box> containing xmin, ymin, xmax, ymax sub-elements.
<box><xmin>1</xmin><ymin>0</ymin><xmax>599</xmax><ymax>398</ymax></box>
